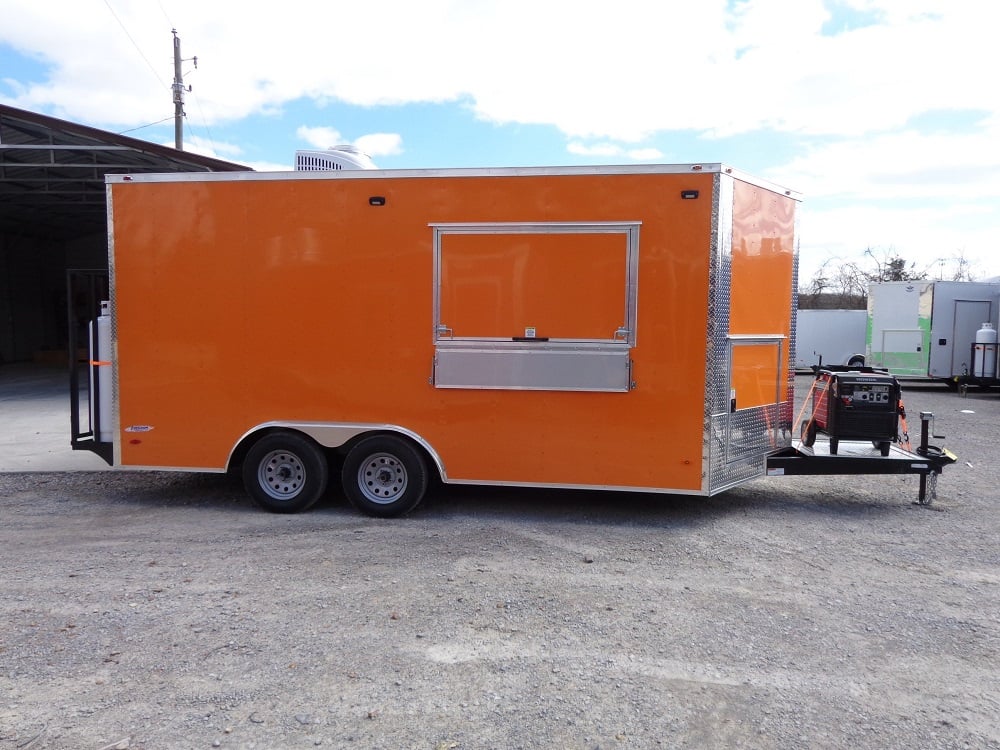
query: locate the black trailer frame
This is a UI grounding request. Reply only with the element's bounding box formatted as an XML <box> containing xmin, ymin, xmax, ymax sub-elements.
<box><xmin>767</xmin><ymin>410</ymin><xmax>956</xmax><ymax>504</ymax></box>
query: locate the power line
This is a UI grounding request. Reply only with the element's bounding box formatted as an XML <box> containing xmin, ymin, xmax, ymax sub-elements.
<box><xmin>101</xmin><ymin>0</ymin><xmax>167</xmax><ymax>89</ymax></box>
<box><xmin>156</xmin><ymin>0</ymin><xmax>174</xmax><ymax>28</ymax></box>
<box><xmin>186</xmin><ymin>89</ymin><xmax>218</xmax><ymax>157</ymax></box>
<box><xmin>118</xmin><ymin>116</ymin><xmax>174</xmax><ymax>135</ymax></box>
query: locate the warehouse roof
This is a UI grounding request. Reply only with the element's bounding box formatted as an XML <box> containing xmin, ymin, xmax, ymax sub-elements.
<box><xmin>0</xmin><ymin>103</ymin><xmax>251</xmax><ymax>240</ymax></box>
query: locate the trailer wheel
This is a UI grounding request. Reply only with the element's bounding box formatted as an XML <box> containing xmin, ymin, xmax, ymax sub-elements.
<box><xmin>242</xmin><ymin>432</ymin><xmax>329</xmax><ymax>514</ymax></box>
<box><xmin>342</xmin><ymin>435</ymin><xmax>428</xmax><ymax>518</ymax></box>
<box><xmin>801</xmin><ymin>420</ymin><xmax>816</xmax><ymax>447</ymax></box>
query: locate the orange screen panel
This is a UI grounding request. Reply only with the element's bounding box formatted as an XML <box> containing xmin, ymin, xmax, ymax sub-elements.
<box><xmin>440</xmin><ymin>231</ymin><xmax>627</xmax><ymax>340</ymax></box>
<box><xmin>731</xmin><ymin>342</ymin><xmax>782</xmax><ymax>409</ymax></box>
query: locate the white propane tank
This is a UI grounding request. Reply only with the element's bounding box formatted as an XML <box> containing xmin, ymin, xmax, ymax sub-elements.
<box><xmin>89</xmin><ymin>301</ymin><xmax>113</xmax><ymax>443</ymax></box>
<box><xmin>974</xmin><ymin>322</ymin><xmax>998</xmax><ymax>378</ymax></box>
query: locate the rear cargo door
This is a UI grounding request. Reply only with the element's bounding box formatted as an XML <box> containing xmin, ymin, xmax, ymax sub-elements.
<box><xmin>868</xmin><ymin>283</ymin><xmax>932</xmax><ymax>376</ymax></box>
<box><xmin>947</xmin><ymin>300</ymin><xmax>992</xmax><ymax>377</ymax></box>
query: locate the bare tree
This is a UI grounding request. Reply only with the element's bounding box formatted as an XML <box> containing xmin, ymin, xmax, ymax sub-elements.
<box><xmin>923</xmin><ymin>251</ymin><xmax>976</xmax><ymax>281</ymax></box>
<box><xmin>800</xmin><ymin>248</ymin><xmax>984</xmax><ymax>309</ymax></box>
<box><xmin>799</xmin><ymin>257</ymin><xmax>866</xmax><ymax>309</ymax></box>
<box><xmin>852</xmin><ymin>248</ymin><xmax>924</xmax><ymax>283</ymax></box>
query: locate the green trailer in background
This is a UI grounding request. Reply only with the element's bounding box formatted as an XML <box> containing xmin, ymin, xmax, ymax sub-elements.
<box><xmin>866</xmin><ymin>280</ymin><xmax>1000</xmax><ymax>383</ymax></box>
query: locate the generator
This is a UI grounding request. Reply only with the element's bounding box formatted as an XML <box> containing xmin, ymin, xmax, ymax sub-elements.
<box><xmin>800</xmin><ymin>368</ymin><xmax>900</xmax><ymax>456</ymax></box>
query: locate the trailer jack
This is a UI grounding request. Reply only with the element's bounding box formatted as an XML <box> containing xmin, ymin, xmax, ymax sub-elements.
<box><xmin>914</xmin><ymin>411</ymin><xmax>953</xmax><ymax>506</ymax></box>
<box><xmin>766</xmin><ymin>409</ymin><xmax>956</xmax><ymax>506</ymax></box>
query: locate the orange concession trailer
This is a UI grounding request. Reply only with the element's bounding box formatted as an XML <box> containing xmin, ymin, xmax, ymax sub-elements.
<box><xmin>76</xmin><ymin>164</ymin><xmax>800</xmax><ymax>516</ymax></box>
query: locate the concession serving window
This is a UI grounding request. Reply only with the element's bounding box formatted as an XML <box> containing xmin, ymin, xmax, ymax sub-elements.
<box><xmin>431</xmin><ymin>221</ymin><xmax>640</xmax><ymax>391</ymax></box>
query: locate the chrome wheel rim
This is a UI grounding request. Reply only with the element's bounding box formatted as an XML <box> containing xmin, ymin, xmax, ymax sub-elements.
<box><xmin>357</xmin><ymin>452</ymin><xmax>408</xmax><ymax>504</ymax></box>
<box><xmin>257</xmin><ymin>450</ymin><xmax>306</xmax><ymax>500</ymax></box>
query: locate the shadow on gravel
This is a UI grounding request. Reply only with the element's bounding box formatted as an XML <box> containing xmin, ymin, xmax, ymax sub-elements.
<box><xmin>2</xmin><ymin>467</ymin><xmax>909</xmax><ymax>528</ymax></box>
<box><xmin>399</xmin><ymin>480</ymin><xmax>904</xmax><ymax>528</ymax></box>
<box><xmin>1</xmin><ymin>470</ymin><xmax>257</xmax><ymax>512</ymax></box>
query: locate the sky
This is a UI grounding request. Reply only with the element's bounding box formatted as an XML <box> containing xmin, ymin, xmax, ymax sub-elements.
<box><xmin>1</xmin><ymin>0</ymin><xmax>997</xmax><ymax>287</ymax></box>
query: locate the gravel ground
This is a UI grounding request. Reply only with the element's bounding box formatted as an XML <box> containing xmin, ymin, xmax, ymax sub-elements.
<box><xmin>1</xmin><ymin>377</ymin><xmax>998</xmax><ymax>750</ymax></box>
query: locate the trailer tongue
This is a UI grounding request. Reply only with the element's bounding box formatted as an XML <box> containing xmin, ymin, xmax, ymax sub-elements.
<box><xmin>768</xmin><ymin>366</ymin><xmax>956</xmax><ymax>505</ymax></box>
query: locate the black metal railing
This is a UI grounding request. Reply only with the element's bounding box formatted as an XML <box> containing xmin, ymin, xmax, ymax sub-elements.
<box><xmin>67</xmin><ymin>269</ymin><xmax>112</xmax><ymax>464</ymax></box>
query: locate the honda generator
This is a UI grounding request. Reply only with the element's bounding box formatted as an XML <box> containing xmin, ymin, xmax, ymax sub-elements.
<box><xmin>800</xmin><ymin>367</ymin><xmax>900</xmax><ymax>456</ymax></box>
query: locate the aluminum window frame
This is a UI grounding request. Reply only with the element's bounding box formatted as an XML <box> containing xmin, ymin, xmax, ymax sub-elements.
<box><xmin>432</xmin><ymin>221</ymin><xmax>640</xmax><ymax>345</ymax></box>
<box><xmin>431</xmin><ymin>221</ymin><xmax>641</xmax><ymax>391</ymax></box>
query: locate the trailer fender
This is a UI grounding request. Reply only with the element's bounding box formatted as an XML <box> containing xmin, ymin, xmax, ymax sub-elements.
<box><xmin>228</xmin><ymin>422</ymin><xmax>447</xmax><ymax>480</ymax></box>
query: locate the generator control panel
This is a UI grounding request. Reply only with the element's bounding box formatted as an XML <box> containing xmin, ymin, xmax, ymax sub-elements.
<box><xmin>841</xmin><ymin>382</ymin><xmax>892</xmax><ymax>404</ymax></box>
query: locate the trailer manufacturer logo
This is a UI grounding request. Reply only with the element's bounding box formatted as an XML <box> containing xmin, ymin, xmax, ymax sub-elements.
<box><xmin>124</xmin><ymin>425</ymin><xmax>155</xmax><ymax>433</ymax></box>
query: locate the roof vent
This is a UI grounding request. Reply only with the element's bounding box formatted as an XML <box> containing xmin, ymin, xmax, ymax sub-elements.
<box><xmin>294</xmin><ymin>146</ymin><xmax>378</xmax><ymax>171</ymax></box>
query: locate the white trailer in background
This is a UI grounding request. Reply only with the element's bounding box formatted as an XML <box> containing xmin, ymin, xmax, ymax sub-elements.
<box><xmin>794</xmin><ymin>309</ymin><xmax>867</xmax><ymax>371</ymax></box>
<box><xmin>866</xmin><ymin>280</ymin><xmax>1000</xmax><ymax>383</ymax></box>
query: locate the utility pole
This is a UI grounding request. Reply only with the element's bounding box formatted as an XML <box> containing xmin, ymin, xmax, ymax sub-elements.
<box><xmin>172</xmin><ymin>30</ymin><xmax>184</xmax><ymax>150</ymax></box>
<box><xmin>171</xmin><ymin>30</ymin><xmax>197</xmax><ymax>150</ymax></box>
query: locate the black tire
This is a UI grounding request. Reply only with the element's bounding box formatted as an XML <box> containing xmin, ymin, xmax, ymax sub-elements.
<box><xmin>242</xmin><ymin>431</ymin><xmax>329</xmax><ymax>513</ymax></box>
<box><xmin>848</xmin><ymin>356</ymin><xmax>865</xmax><ymax>368</ymax></box>
<box><xmin>342</xmin><ymin>435</ymin><xmax>429</xmax><ymax>518</ymax></box>
<box><xmin>829</xmin><ymin>437</ymin><xmax>839</xmax><ymax>455</ymax></box>
<box><xmin>879</xmin><ymin>441</ymin><xmax>891</xmax><ymax>457</ymax></box>
<box><xmin>801</xmin><ymin>420</ymin><xmax>817</xmax><ymax>447</ymax></box>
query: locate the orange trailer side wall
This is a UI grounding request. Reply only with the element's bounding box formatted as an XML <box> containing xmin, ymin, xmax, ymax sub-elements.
<box><xmin>729</xmin><ymin>180</ymin><xmax>797</xmax><ymax>408</ymax></box>
<box><xmin>109</xmin><ymin>170</ymin><xmax>791</xmax><ymax>492</ymax></box>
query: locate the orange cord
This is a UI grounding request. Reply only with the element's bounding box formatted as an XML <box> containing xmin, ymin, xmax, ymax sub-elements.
<box><xmin>897</xmin><ymin>397</ymin><xmax>911</xmax><ymax>451</ymax></box>
<box><xmin>794</xmin><ymin>377</ymin><xmax>822</xmax><ymax>438</ymax></box>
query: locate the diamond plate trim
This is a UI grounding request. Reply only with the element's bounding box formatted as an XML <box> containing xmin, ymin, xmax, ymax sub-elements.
<box><xmin>705</xmin><ymin>177</ymin><xmax>793</xmax><ymax>494</ymax></box>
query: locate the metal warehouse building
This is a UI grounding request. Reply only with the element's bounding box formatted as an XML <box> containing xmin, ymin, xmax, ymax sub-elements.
<box><xmin>0</xmin><ymin>103</ymin><xmax>250</xmax><ymax>365</ymax></box>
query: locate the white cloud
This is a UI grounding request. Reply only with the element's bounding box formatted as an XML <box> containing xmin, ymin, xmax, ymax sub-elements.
<box><xmin>183</xmin><ymin>135</ymin><xmax>244</xmax><ymax>158</ymax></box>
<box><xmin>155</xmin><ymin>134</ymin><xmax>246</xmax><ymax>163</ymax></box>
<box><xmin>763</xmin><ymin>105</ymin><xmax>1000</xmax><ymax>285</ymax></box>
<box><xmin>295</xmin><ymin>126</ymin><xmax>401</xmax><ymax>158</ymax></box>
<box><xmin>627</xmin><ymin>147</ymin><xmax>664</xmax><ymax>161</ymax></box>
<box><xmin>242</xmin><ymin>160</ymin><xmax>295</xmax><ymax>173</ymax></box>
<box><xmin>1</xmin><ymin>1</ymin><xmax>989</xmax><ymax>142</ymax></box>
<box><xmin>567</xmin><ymin>142</ymin><xmax>665</xmax><ymax>161</ymax></box>
<box><xmin>354</xmin><ymin>133</ymin><xmax>402</xmax><ymax>157</ymax></box>
<box><xmin>774</xmin><ymin>125</ymin><xmax>1000</xmax><ymax>202</ymax></box>
<box><xmin>2</xmin><ymin>1</ymin><xmax>996</xmax><ymax>278</ymax></box>
<box><xmin>296</xmin><ymin>126</ymin><xmax>344</xmax><ymax>150</ymax></box>
<box><xmin>567</xmin><ymin>142</ymin><xmax>624</xmax><ymax>158</ymax></box>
